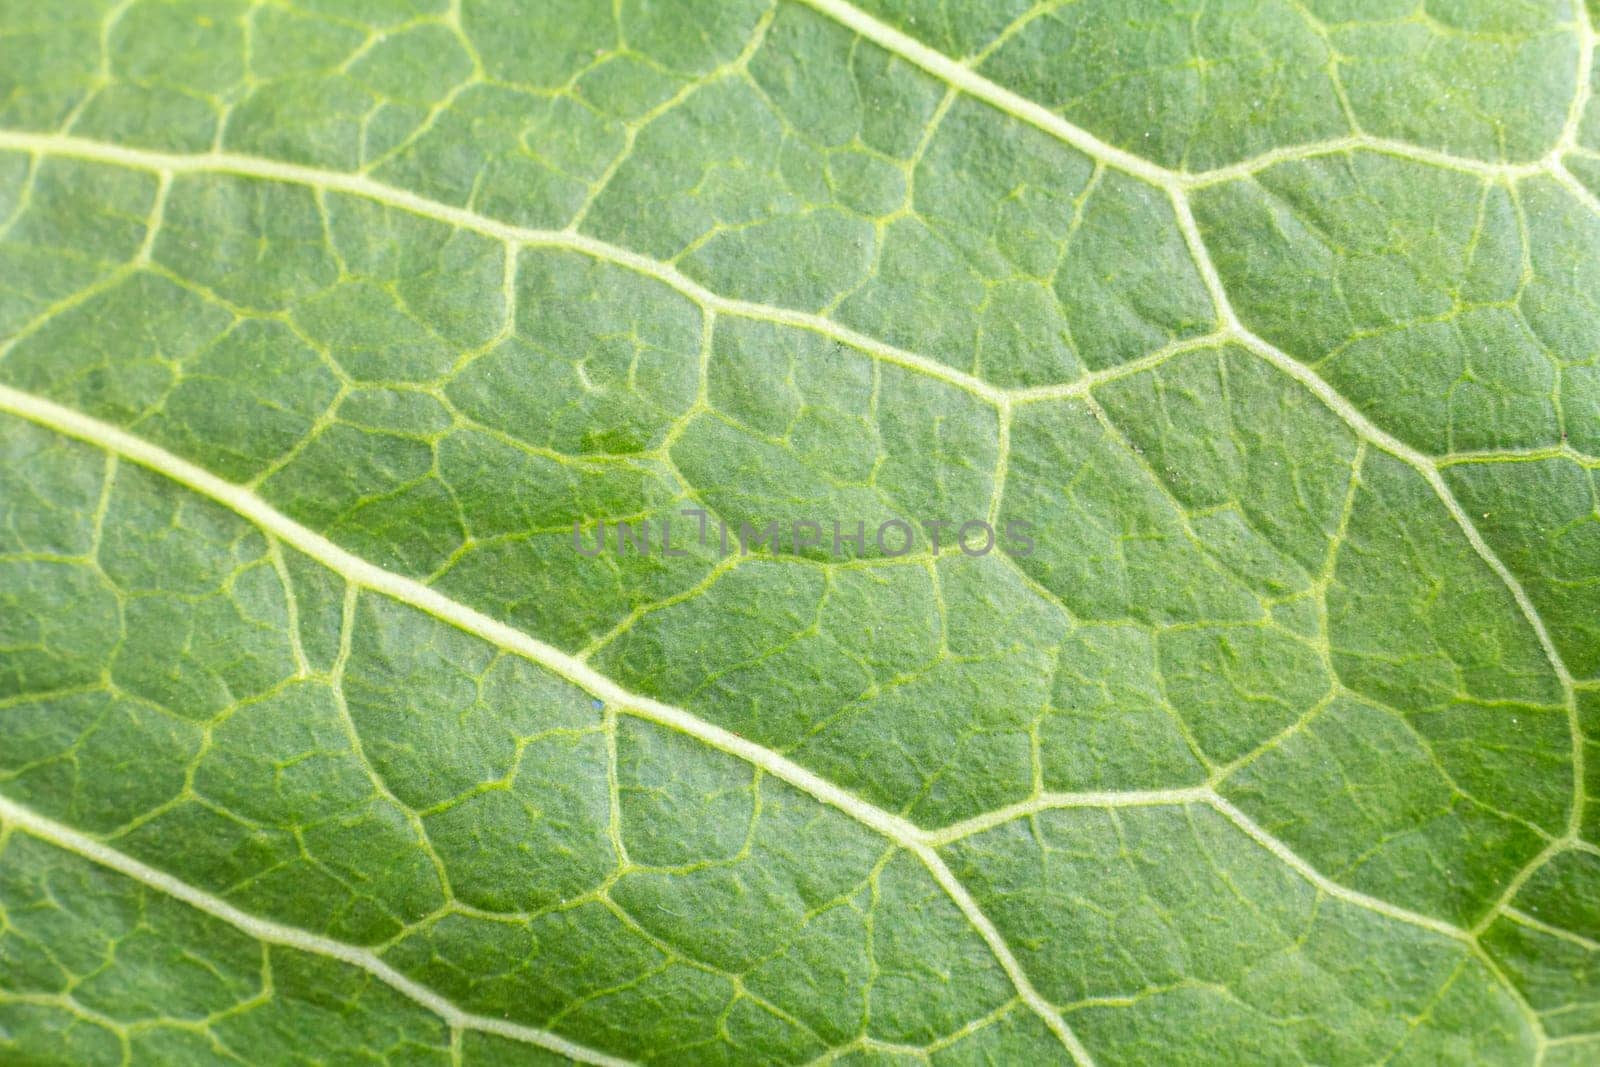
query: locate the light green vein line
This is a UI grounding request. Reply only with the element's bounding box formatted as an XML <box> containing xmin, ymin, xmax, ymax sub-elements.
<box><xmin>1207</xmin><ymin>796</ymin><xmax>1469</xmax><ymax>943</ymax></box>
<box><xmin>1438</xmin><ymin>444</ymin><xmax>1600</xmax><ymax>468</ymax></box>
<box><xmin>928</xmin><ymin>788</ymin><xmax>1474</xmax><ymax>944</ymax></box>
<box><xmin>797</xmin><ymin>0</ymin><xmax>1560</xmax><ymax>187</ymax></box>
<box><xmin>1504</xmin><ymin>907</ymin><xmax>1600</xmax><ymax>954</ymax></box>
<box><xmin>0</xmin><ymin>129</ymin><xmax>1005</xmax><ymax>407</ymax></box>
<box><xmin>1006</xmin><ymin>332</ymin><xmax>1230</xmax><ymax>404</ymax></box>
<box><xmin>0</xmin><ymin>382</ymin><xmax>1088</xmax><ymax>1067</ymax></box>
<box><xmin>1182</xmin><ymin>135</ymin><xmax>1546</xmax><ymax>187</ymax></box>
<box><xmin>795</xmin><ymin>0</ymin><xmax>1174</xmax><ymax>186</ymax></box>
<box><xmin>1556</xmin><ymin>0</ymin><xmax>1597</xmax><ymax>156</ymax></box>
<box><xmin>925</xmin><ymin>789</ymin><xmax>1215</xmax><ymax>847</ymax></box>
<box><xmin>0</xmin><ymin>793</ymin><xmax>636</xmax><ymax>1067</ymax></box>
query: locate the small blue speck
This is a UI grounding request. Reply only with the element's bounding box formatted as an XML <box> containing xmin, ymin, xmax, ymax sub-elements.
<box><xmin>591</xmin><ymin>699</ymin><xmax>605</xmax><ymax>710</ymax></box>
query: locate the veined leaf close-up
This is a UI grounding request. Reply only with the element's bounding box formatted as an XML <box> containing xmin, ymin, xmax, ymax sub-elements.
<box><xmin>1</xmin><ymin>0</ymin><xmax>1599</xmax><ymax>1063</ymax></box>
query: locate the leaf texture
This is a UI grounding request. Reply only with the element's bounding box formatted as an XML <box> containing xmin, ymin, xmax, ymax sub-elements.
<box><xmin>0</xmin><ymin>0</ymin><xmax>1599</xmax><ymax>1063</ymax></box>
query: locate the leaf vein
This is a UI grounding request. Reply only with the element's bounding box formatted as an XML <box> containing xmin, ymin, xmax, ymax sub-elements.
<box><xmin>0</xmin><ymin>794</ymin><xmax>637</xmax><ymax>1067</ymax></box>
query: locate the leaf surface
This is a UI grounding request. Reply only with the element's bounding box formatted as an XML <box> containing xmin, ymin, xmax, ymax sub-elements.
<box><xmin>1</xmin><ymin>0</ymin><xmax>1598</xmax><ymax>1063</ymax></box>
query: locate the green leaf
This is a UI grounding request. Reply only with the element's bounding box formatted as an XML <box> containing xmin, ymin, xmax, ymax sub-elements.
<box><xmin>0</xmin><ymin>0</ymin><xmax>1597</xmax><ymax>1063</ymax></box>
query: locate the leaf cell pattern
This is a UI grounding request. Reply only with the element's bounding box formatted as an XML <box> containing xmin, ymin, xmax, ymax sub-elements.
<box><xmin>1</xmin><ymin>0</ymin><xmax>1599</xmax><ymax>1064</ymax></box>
